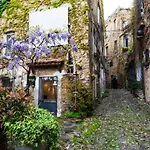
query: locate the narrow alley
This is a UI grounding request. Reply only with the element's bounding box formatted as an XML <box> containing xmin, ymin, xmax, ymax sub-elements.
<box><xmin>61</xmin><ymin>89</ymin><xmax>150</xmax><ymax>150</ymax></box>
<box><xmin>0</xmin><ymin>0</ymin><xmax>150</xmax><ymax>149</ymax></box>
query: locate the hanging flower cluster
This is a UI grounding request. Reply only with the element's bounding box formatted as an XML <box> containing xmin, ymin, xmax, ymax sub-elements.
<box><xmin>0</xmin><ymin>28</ymin><xmax>78</xmax><ymax>70</ymax></box>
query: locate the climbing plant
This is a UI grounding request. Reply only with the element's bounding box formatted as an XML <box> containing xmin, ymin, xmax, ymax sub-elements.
<box><xmin>0</xmin><ymin>0</ymin><xmax>10</xmax><ymax>17</ymax></box>
<box><xmin>0</xmin><ymin>28</ymin><xmax>78</xmax><ymax>75</ymax></box>
<box><xmin>0</xmin><ymin>0</ymin><xmax>89</xmax><ymax>53</ymax></box>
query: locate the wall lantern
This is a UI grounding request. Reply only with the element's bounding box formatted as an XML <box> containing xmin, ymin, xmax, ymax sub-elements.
<box><xmin>137</xmin><ymin>20</ymin><xmax>145</xmax><ymax>39</ymax></box>
<box><xmin>137</xmin><ymin>27</ymin><xmax>144</xmax><ymax>38</ymax></box>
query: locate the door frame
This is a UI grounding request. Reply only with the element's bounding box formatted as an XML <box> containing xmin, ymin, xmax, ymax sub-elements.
<box><xmin>38</xmin><ymin>75</ymin><xmax>58</xmax><ymax>115</ymax></box>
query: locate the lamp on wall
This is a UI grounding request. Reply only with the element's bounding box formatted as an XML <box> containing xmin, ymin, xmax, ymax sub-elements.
<box><xmin>137</xmin><ymin>20</ymin><xmax>145</xmax><ymax>39</ymax></box>
<box><xmin>137</xmin><ymin>27</ymin><xmax>144</xmax><ymax>38</ymax></box>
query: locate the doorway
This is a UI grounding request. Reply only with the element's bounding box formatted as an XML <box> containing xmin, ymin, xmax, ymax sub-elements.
<box><xmin>38</xmin><ymin>76</ymin><xmax>58</xmax><ymax>115</ymax></box>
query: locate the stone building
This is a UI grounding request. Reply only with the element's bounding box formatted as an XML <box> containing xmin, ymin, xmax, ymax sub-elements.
<box><xmin>104</xmin><ymin>7</ymin><xmax>133</xmax><ymax>88</ymax></box>
<box><xmin>88</xmin><ymin>0</ymin><xmax>106</xmax><ymax>103</ymax></box>
<box><xmin>133</xmin><ymin>0</ymin><xmax>150</xmax><ymax>102</ymax></box>
<box><xmin>0</xmin><ymin>0</ymin><xmax>105</xmax><ymax>115</ymax></box>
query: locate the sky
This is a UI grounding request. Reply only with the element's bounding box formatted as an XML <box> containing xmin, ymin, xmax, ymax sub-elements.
<box><xmin>104</xmin><ymin>0</ymin><xmax>133</xmax><ymax>20</ymax></box>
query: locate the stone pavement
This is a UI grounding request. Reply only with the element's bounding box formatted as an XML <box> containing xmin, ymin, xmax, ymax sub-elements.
<box><xmin>61</xmin><ymin>89</ymin><xmax>150</xmax><ymax>150</ymax></box>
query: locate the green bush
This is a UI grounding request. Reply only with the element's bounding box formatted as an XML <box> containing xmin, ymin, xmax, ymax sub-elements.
<box><xmin>0</xmin><ymin>84</ymin><xmax>34</xmax><ymax>147</ymax></box>
<box><xmin>101</xmin><ymin>90</ymin><xmax>109</xmax><ymax>99</ymax></box>
<box><xmin>4</xmin><ymin>107</ymin><xmax>60</xmax><ymax>149</ymax></box>
<box><xmin>68</xmin><ymin>80</ymin><xmax>93</xmax><ymax>117</ymax></box>
<box><xmin>64</xmin><ymin>110</ymin><xmax>83</xmax><ymax>118</ymax></box>
<box><xmin>0</xmin><ymin>84</ymin><xmax>60</xmax><ymax>149</ymax></box>
<box><xmin>0</xmin><ymin>86</ymin><xmax>33</xmax><ymax>126</ymax></box>
<box><xmin>128</xmin><ymin>80</ymin><xmax>142</xmax><ymax>91</ymax></box>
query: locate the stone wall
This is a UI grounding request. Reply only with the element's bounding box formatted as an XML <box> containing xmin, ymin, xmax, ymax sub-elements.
<box><xmin>88</xmin><ymin>0</ymin><xmax>105</xmax><ymax>101</ymax></box>
<box><xmin>144</xmin><ymin>69</ymin><xmax>150</xmax><ymax>102</ymax></box>
<box><xmin>0</xmin><ymin>0</ymin><xmax>90</xmax><ymax>84</ymax></box>
<box><xmin>143</xmin><ymin>0</ymin><xmax>150</xmax><ymax>103</ymax></box>
<box><xmin>104</xmin><ymin>8</ymin><xmax>132</xmax><ymax>88</ymax></box>
<box><xmin>60</xmin><ymin>75</ymin><xmax>70</xmax><ymax>114</ymax></box>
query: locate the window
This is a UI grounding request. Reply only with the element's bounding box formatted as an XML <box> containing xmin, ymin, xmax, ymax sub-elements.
<box><xmin>67</xmin><ymin>52</ymin><xmax>74</xmax><ymax>73</ymax></box>
<box><xmin>110</xmin><ymin>61</ymin><xmax>113</xmax><ymax>67</ymax></box>
<box><xmin>114</xmin><ymin>40</ymin><xmax>118</xmax><ymax>53</ymax></box>
<box><xmin>144</xmin><ymin>49</ymin><xmax>149</xmax><ymax>62</ymax></box>
<box><xmin>105</xmin><ymin>31</ymin><xmax>108</xmax><ymax>39</ymax></box>
<box><xmin>93</xmin><ymin>28</ymin><xmax>97</xmax><ymax>53</ymax></box>
<box><xmin>114</xmin><ymin>19</ymin><xmax>116</xmax><ymax>30</ymax></box>
<box><xmin>4</xmin><ymin>31</ymin><xmax>15</xmax><ymax>56</ymax></box>
<box><xmin>140</xmin><ymin>0</ymin><xmax>144</xmax><ymax>17</ymax></box>
<box><xmin>0</xmin><ymin>77</ymin><xmax>12</xmax><ymax>87</ymax></box>
<box><xmin>122</xmin><ymin>20</ymin><xmax>126</xmax><ymax>29</ymax></box>
<box><xmin>97</xmin><ymin>2</ymin><xmax>100</xmax><ymax>24</ymax></box>
<box><xmin>105</xmin><ymin>26</ymin><xmax>108</xmax><ymax>39</ymax></box>
<box><xmin>39</xmin><ymin>77</ymin><xmax>57</xmax><ymax>101</ymax></box>
<box><xmin>106</xmin><ymin>46</ymin><xmax>108</xmax><ymax>56</ymax></box>
<box><xmin>123</xmin><ymin>35</ymin><xmax>128</xmax><ymax>47</ymax></box>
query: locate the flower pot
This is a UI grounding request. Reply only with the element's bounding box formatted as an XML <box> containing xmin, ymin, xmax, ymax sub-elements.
<box><xmin>15</xmin><ymin>146</ymin><xmax>31</xmax><ymax>150</ymax></box>
<box><xmin>38</xmin><ymin>143</ymin><xmax>49</xmax><ymax>150</ymax></box>
<box><xmin>14</xmin><ymin>144</ymin><xmax>49</xmax><ymax>150</ymax></box>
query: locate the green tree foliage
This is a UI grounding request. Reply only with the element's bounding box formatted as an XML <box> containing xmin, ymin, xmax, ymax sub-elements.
<box><xmin>0</xmin><ymin>0</ymin><xmax>10</xmax><ymax>17</ymax></box>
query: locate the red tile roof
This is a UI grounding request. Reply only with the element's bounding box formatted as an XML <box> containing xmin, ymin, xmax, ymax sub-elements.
<box><xmin>27</xmin><ymin>59</ymin><xmax>64</xmax><ymax>67</ymax></box>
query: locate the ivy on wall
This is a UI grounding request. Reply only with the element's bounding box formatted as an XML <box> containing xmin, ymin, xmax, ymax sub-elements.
<box><xmin>0</xmin><ymin>0</ymin><xmax>10</xmax><ymax>17</ymax></box>
<box><xmin>0</xmin><ymin>0</ymin><xmax>89</xmax><ymax>52</ymax></box>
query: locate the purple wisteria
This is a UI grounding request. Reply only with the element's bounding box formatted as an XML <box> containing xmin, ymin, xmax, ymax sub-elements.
<box><xmin>0</xmin><ymin>28</ymin><xmax>78</xmax><ymax>70</ymax></box>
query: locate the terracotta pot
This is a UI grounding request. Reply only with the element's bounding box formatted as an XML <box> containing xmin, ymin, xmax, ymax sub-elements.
<box><xmin>15</xmin><ymin>146</ymin><xmax>31</xmax><ymax>150</ymax></box>
<box><xmin>38</xmin><ymin>144</ymin><xmax>49</xmax><ymax>150</ymax></box>
<box><xmin>0</xmin><ymin>143</ymin><xmax>7</xmax><ymax>150</ymax></box>
<box><xmin>15</xmin><ymin>144</ymin><xmax>49</xmax><ymax>150</ymax></box>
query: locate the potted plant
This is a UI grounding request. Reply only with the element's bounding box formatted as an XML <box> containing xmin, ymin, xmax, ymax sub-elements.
<box><xmin>4</xmin><ymin>107</ymin><xmax>60</xmax><ymax>150</ymax></box>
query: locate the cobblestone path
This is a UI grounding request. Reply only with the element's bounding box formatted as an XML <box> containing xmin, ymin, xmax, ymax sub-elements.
<box><xmin>61</xmin><ymin>89</ymin><xmax>150</xmax><ymax>150</ymax></box>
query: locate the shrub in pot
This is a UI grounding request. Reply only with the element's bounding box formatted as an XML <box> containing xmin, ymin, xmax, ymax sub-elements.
<box><xmin>0</xmin><ymin>85</ymin><xmax>33</xmax><ymax>126</ymax></box>
<box><xmin>0</xmin><ymin>83</ymin><xmax>33</xmax><ymax>149</ymax></box>
<box><xmin>4</xmin><ymin>107</ymin><xmax>60</xmax><ymax>150</ymax></box>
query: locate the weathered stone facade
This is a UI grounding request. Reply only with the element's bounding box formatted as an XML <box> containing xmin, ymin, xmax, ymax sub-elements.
<box><xmin>132</xmin><ymin>0</ymin><xmax>150</xmax><ymax>102</ymax></box>
<box><xmin>0</xmin><ymin>0</ymin><xmax>104</xmax><ymax>115</ymax></box>
<box><xmin>104</xmin><ymin>7</ymin><xmax>133</xmax><ymax>88</ymax></box>
<box><xmin>142</xmin><ymin>0</ymin><xmax>150</xmax><ymax>102</ymax></box>
<box><xmin>88</xmin><ymin>0</ymin><xmax>106</xmax><ymax>103</ymax></box>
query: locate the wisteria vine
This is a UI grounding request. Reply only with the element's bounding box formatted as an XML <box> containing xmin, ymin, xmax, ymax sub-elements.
<box><xmin>0</xmin><ymin>28</ymin><xmax>78</xmax><ymax>71</ymax></box>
